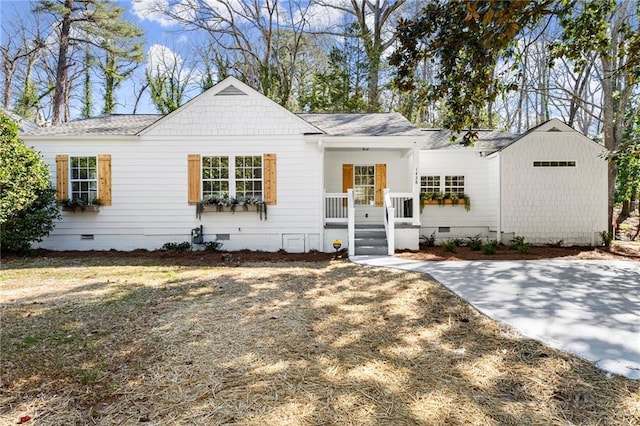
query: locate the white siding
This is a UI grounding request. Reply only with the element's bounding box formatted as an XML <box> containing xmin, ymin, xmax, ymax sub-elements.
<box><xmin>28</xmin><ymin>134</ymin><xmax>323</xmax><ymax>252</ymax></box>
<box><xmin>419</xmin><ymin>150</ymin><xmax>498</xmax><ymax>236</ymax></box>
<box><xmin>500</xmin><ymin>129</ymin><xmax>607</xmax><ymax>245</ymax></box>
<box><xmin>324</xmin><ymin>149</ymin><xmax>412</xmax><ymax>193</ymax></box>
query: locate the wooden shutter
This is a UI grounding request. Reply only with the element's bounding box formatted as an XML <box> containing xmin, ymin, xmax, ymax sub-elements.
<box><xmin>98</xmin><ymin>154</ymin><xmax>112</xmax><ymax>206</ymax></box>
<box><xmin>263</xmin><ymin>153</ymin><xmax>277</xmax><ymax>205</ymax></box>
<box><xmin>342</xmin><ymin>164</ymin><xmax>354</xmax><ymax>192</ymax></box>
<box><xmin>342</xmin><ymin>164</ymin><xmax>353</xmax><ymax>206</ymax></box>
<box><xmin>188</xmin><ymin>154</ymin><xmax>201</xmax><ymax>203</ymax></box>
<box><xmin>55</xmin><ymin>154</ymin><xmax>69</xmax><ymax>201</ymax></box>
<box><xmin>375</xmin><ymin>163</ymin><xmax>386</xmax><ymax>207</ymax></box>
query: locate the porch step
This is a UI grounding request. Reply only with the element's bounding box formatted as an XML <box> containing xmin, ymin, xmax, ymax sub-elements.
<box><xmin>354</xmin><ymin>226</ymin><xmax>388</xmax><ymax>255</ymax></box>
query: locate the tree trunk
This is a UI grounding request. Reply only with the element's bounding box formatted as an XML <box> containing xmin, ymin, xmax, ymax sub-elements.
<box><xmin>52</xmin><ymin>0</ymin><xmax>72</xmax><ymax>124</ymax></box>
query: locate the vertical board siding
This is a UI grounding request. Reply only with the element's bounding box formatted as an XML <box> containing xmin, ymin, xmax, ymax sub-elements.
<box><xmin>187</xmin><ymin>154</ymin><xmax>201</xmax><ymax>203</ymax></box>
<box><xmin>375</xmin><ymin>163</ymin><xmax>386</xmax><ymax>207</ymax></box>
<box><xmin>98</xmin><ymin>154</ymin><xmax>112</xmax><ymax>205</ymax></box>
<box><xmin>342</xmin><ymin>164</ymin><xmax>354</xmax><ymax>192</ymax></box>
<box><xmin>55</xmin><ymin>154</ymin><xmax>69</xmax><ymax>201</ymax></box>
<box><xmin>263</xmin><ymin>153</ymin><xmax>277</xmax><ymax>205</ymax></box>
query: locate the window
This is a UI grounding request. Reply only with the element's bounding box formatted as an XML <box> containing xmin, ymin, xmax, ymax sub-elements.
<box><xmin>202</xmin><ymin>156</ymin><xmax>229</xmax><ymax>198</ymax></box>
<box><xmin>235</xmin><ymin>155</ymin><xmax>262</xmax><ymax>198</ymax></box>
<box><xmin>420</xmin><ymin>175</ymin><xmax>440</xmax><ymax>194</ymax></box>
<box><xmin>70</xmin><ymin>156</ymin><xmax>97</xmax><ymax>203</ymax></box>
<box><xmin>200</xmin><ymin>155</ymin><xmax>263</xmax><ymax>200</ymax></box>
<box><xmin>444</xmin><ymin>175</ymin><xmax>465</xmax><ymax>196</ymax></box>
<box><xmin>533</xmin><ymin>161</ymin><xmax>576</xmax><ymax>167</ymax></box>
<box><xmin>354</xmin><ymin>165</ymin><xmax>375</xmax><ymax>205</ymax></box>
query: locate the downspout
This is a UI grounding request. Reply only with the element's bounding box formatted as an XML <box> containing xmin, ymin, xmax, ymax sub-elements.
<box><xmin>497</xmin><ymin>151</ymin><xmax>502</xmax><ymax>244</ymax></box>
<box><xmin>318</xmin><ymin>139</ymin><xmax>324</xmax><ymax>252</ymax></box>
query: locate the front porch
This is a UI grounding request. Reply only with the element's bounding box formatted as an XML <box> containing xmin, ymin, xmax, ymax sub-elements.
<box><xmin>323</xmin><ymin>189</ymin><xmax>421</xmax><ymax>256</ymax></box>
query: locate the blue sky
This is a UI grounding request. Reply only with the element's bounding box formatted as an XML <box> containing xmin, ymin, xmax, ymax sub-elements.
<box><xmin>0</xmin><ymin>0</ymin><xmax>207</xmax><ymax>116</ymax></box>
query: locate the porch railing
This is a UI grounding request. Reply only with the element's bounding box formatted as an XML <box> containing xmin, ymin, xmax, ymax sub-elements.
<box><xmin>388</xmin><ymin>192</ymin><xmax>415</xmax><ymax>224</ymax></box>
<box><xmin>324</xmin><ymin>191</ymin><xmax>348</xmax><ymax>224</ymax></box>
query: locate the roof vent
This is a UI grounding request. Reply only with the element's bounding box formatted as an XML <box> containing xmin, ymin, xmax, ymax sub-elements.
<box><xmin>216</xmin><ymin>85</ymin><xmax>247</xmax><ymax>96</ymax></box>
<box><xmin>547</xmin><ymin>126</ymin><xmax>561</xmax><ymax>132</ymax></box>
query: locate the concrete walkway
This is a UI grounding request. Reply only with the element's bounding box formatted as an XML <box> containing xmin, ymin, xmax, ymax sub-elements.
<box><xmin>352</xmin><ymin>256</ymin><xmax>640</xmax><ymax>380</ymax></box>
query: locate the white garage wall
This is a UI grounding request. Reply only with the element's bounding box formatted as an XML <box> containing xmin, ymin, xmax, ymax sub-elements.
<box><xmin>500</xmin><ymin>124</ymin><xmax>607</xmax><ymax>245</ymax></box>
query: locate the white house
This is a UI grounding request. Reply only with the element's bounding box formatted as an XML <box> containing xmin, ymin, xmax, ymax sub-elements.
<box><xmin>21</xmin><ymin>77</ymin><xmax>608</xmax><ymax>255</ymax></box>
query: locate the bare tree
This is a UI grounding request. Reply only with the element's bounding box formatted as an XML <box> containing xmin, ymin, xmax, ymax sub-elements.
<box><xmin>314</xmin><ymin>0</ymin><xmax>408</xmax><ymax>112</ymax></box>
<box><xmin>156</xmin><ymin>0</ymin><xmax>316</xmax><ymax>108</ymax></box>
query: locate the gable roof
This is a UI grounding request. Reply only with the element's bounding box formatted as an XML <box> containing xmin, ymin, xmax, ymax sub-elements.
<box><xmin>22</xmin><ymin>114</ymin><xmax>161</xmax><ymax>137</ymax></box>
<box><xmin>139</xmin><ymin>76</ymin><xmax>320</xmax><ymax>136</ymax></box>
<box><xmin>499</xmin><ymin>118</ymin><xmax>605</xmax><ymax>153</ymax></box>
<box><xmin>298</xmin><ymin>112</ymin><xmax>423</xmax><ymax>136</ymax></box>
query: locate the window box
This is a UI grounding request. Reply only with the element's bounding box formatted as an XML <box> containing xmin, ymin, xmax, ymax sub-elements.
<box><xmin>62</xmin><ymin>204</ymin><xmax>100</xmax><ymax>213</ymax></box>
<box><xmin>196</xmin><ymin>196</ymin><xmax>267</xmax><ymax>220</ymax></box>
<box><xmin>420</xmin><ymin>192</ymin><xmax>471</xmax><ymax>211</ymax></box>
<box><xmin>201</xmin><ymin>204</ymin><xmax>259</xmax><ymax>213</ymax></box>
<box><xmin>60</xmin><ymin>199</ymin><xmax>102</xmax><ymax>213</ymax></box>
<box><xmin>423</xmin><ymin>199</ymin><xmax>463</xmax><ymax>206</ymax></box>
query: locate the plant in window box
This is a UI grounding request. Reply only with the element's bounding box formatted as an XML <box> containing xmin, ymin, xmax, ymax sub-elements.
<box><xmin>196</xmin><ymin>196</ymin><xmax>267</xmax><ymax>220</ymax></box>
<box><xmin>461</xmin><ymin>193</ymin><xmax>471</xmax><ymax>211</ymax></box>
<box><xmin>60</xmin><ymin>198</ymin><xmax>102</xmax><ymax>212</ymax></box>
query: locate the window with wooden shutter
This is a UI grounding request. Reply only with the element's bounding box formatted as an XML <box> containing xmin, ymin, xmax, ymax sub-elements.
<box><xmin>188</xmin><ymin>154</ymin><xmax>201</xmax><ymax>203</ymax></box>
<box><xmin>342</xmin><ymin>164</ymin><xmax>353</xmax><ymax>206</ymax></box>
<box><xmin>98</xmin><ymin>154</ymin><xmax>112</xmax><ymax>205</ymax></box>
<box><xmin>263</xmin><ymin>153</ymin><xmax>276</xmax><ymax>205</ymax></box>
<box><xmin>375</xmin><ymin>163</ymin><xmax>386</xmax><ymax>207</ymax></box>
<box><xmin>55</xmin><ymin>155</ymin><xmax>69</xmax><ymax>201</ymax></box>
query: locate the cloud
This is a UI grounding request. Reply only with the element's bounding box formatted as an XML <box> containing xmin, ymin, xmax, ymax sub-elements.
<box><xmin>131</xmin><ymin>0</ymin><xmax>176</xmax><ymax>27</ymax></box>
<box><xmin>146</xmin><ymin>44</ymin><xmax>184</xmax><ymax>76</ymax></box>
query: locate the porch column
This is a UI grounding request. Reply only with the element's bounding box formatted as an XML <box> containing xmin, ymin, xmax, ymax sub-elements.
<box><xmin>412</xmin><ymin>145</ymin><xmax>421</xmax><ymax>226</ymax></box>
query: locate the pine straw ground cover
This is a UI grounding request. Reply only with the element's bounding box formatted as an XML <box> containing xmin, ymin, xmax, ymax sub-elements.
<box><xmin>1</xmin><ymin>257</ymin><xmax>639</xmax><ymax>425</ymax></box>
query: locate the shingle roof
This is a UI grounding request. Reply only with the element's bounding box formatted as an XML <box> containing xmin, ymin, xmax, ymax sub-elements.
<box><xmin>421</xmin><ymin>129</ymin><xmax>519</xmax><ymax>151</ymax></box>
<box><xmin>22</xmin><ymin>114</ymin><xmax>161</xmax><ymax>137</ymax></box>
<box><xmin>1</xmin><ymin>107</ymin><xmax>40</xmax><ymax>132</ymax></box>
<box><xmin>297</xmin><ymin>112</ymin><xmax>424</xmax><ymax>136</ymax></box>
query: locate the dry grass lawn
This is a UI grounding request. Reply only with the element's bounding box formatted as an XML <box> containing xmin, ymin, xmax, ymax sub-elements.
<box><xmin>1</xmin><ymin>256</ymin><xmax>639</xmax><ymax>425</ymax></box>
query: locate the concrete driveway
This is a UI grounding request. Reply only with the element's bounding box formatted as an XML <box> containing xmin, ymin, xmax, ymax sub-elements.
<box><xmin>353</xmin><ymin>257</ymin><xmax>640</xmax><ymax>380</ymax></box>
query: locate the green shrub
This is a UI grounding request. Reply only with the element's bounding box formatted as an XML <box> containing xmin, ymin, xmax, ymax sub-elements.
<box><xmin>509</xmin><ymin>235</ymin><xmax>530</xmax><ymax>253</ymax></box>
<box><xmin>421</xmin><ymin>231</ymin><xmax>436</xmax><ymax>248</ymax></box>
<box><xmin>467</xmin><ymin>235</ymin><xmax>483</xmax><ymax>251</ymax></box>
<box><xmin>161</xmin><ymin>241</ymin><xmax>191</xmax><ymax>251</ymax></box>
<box><xmin>452</xmin><ymin>238</ymin><xmax>465</xmax><ymax>247</ymax></box>
<box><xmin>204</xmin><ymin>240</ymin><xmax>223</xmax><ymax>251</ymax></box>
<box><xmin>482</xmin><ymin>240</ymin><xmax>499</xmax><ymax>255</ymax></box>
<box><xmin>600</xmin><ymin>231</ymin><xmax>613</xmax><ymax>247</ymax></box>
<box><xmin>440</xmin><ymin>239</ymin><xmax>458</xmax><ymax>252</ymax></box>
<box><xmin>0</xmin><ymin>113</ymin><xmax>60</xmax><ymax>253</ymax></box>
